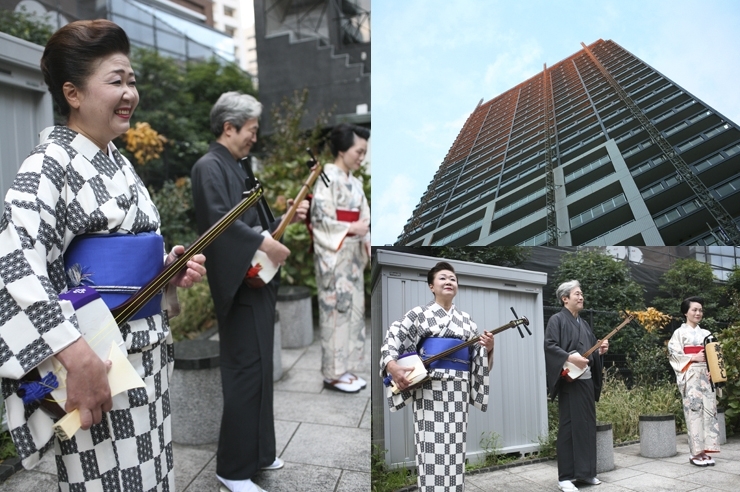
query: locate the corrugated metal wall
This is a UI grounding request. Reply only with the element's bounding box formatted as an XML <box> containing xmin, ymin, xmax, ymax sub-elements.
<box><xmin>371</xmin><ymin>249</ymin><xmax>549</xmax><ymax>468</ymax></box>
<box><xmin>0</xmin><ymin>32</ymin><xmax>53</xmax><ymax>430</ymax></box>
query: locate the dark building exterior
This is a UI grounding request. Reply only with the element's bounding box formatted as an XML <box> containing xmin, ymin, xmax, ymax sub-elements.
<box><xmin>1</xmin><ymin>0</ymin><xmax>233</xmax><ymax>63</ymax></box>
<box><xmin>397</xmin><ymin>39</ymin><xmax>740</xmax><ymax>247</ymax></box>
<box><xmin>253</xmin><ymin>0</ymin><xmax>370</xmax><ymax>134</ymax></box>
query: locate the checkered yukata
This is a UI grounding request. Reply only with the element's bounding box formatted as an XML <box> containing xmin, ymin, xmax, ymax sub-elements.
<box><xmin>0</xmin><ymin>126</ymin><xmax>176</xmax><ymax>491</ymax></box>
<box><xmin>380</xmin><ymin>301</ymin><xmax>490</xmax><ymax>492</ymax></box>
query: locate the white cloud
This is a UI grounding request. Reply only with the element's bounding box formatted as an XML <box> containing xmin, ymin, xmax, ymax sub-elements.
<box><xmin>372</xmin><ymin>174</ymin><xmax>421</xmax><ymax>245</ymax></box>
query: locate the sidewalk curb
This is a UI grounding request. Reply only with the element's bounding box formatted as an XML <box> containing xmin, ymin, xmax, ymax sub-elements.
<box><xmin>0</xmin><ymin>457</ymin><xmax>22</xmax><ymax>483</ymax></box>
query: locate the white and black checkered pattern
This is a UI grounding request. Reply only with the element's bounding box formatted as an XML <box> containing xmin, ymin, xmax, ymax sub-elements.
<box><xmin>414</xmin><ymin>379</ymin><xmax>469</xmax><ymax>492</ymax></box>
<box><xmin>0</xmin><ymin>127</ymin><xmax>174</xmax><ymax>490</ymax></box>
<box><xmin>380</xmin><ymin>301</ymin><xmax>490</xmax><ymax>491</ymax></box>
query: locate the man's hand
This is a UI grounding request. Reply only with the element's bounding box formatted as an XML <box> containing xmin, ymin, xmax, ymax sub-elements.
<box><xmin>287</xmin><ymin>199</ymin><xmax>309</xmax><ymax>223</ymax></box>
<box><xmin>259</xmin><ymin>235</ymin><xmax>290</xmax><ymax>265</ymax></box>
<box><xmin>568</xmin><ymin>353</ymin><xmax>589</xmax><ymax>370</ymax></box>
<box><xmin>54</xmin><ymin>338</ymin><xmax>113</xmax><ymax>430</ymax></box>
<box><xmin>598</xmin><ymin>339</ymin><xmax>609</xmax><ymax>355</ymax></box>
<box><xmin>167</xmin><ymin>245</ymin><xmax>206</xmax><ymax>289</ymax></box>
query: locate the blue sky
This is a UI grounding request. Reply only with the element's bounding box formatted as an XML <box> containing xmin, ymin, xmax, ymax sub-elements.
<box><xmin>371</xmin><ymin>0</ymin><xmax>740</xmax><ymax>245</ymax></box>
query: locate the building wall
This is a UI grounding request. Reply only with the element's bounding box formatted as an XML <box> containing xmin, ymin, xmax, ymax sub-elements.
<box><xmin>0</xmin><ymin>32</ymin><xmax>54</xmax><ymax>208</ymax></box>
<box><xmin>210</xmin><ymin>0</ymin><xmax>257</xmax><ymax>76</ymax></box>
<box><xmin>253</xmin><ymin>0</ymin><xmax>370</xmax><ymax>135</ymax></box>
<box><xmin>399</xmin><ymin>39</ymin><xmax>740</xmax><ymax>247</ymax></box>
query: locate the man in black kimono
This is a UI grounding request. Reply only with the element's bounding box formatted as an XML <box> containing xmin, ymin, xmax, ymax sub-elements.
<box><xmin>191</xmin><ymin>91</ymin><xmax>308</xmax><ymax>492</ymax></box>
<box><xmin>544</xmin><ymin>280</ymin><xmax>609</xmax><ymax>492</ymax></box>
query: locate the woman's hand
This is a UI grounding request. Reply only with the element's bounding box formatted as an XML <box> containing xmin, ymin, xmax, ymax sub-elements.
<box><xmin>167</xmin><ymin>245</ymin><xmax>206</xmax><ymax>289</ymax></box>
<box><xmin>690</xmin><ymin>349</ymin><xmax>706</xmax><ymax>362</ymax></box>
<box><xmin>479</xmin><ymin>331</ymin><xmax>494</xmax><ymax>353</ymax></box>
<box><xmin>348</xmin><ymin>218</ymin><xmax>369</xmax><ymax>236</ymax></box>
<box><xmin>54</xmin><ymin>338</ymin><xmax>113</xmax><ymax>430</ymax></box>
<box><xmin>386</xmin><ymin>360</ymin><xmax>415</xmax><ymax>391</ymax></box>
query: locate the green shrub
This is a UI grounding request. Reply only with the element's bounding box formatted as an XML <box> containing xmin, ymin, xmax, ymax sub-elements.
<box><xmin>596</xmin><ymin>370</ymin><xmax>684</xmax><ymax>442</ymax></box>
<box><xmin>627</xmin><ymin>332</ymin><xmax>673</xmax><ymax>388</ymax></box>
<box><xmin>371</xmin><ymin>444</ymin><xmax>416</xmax><ymax>492</ymax></box>
<box><xmin>717</xmin><ymin>323</ymin><xmax>740</xmax><ymax>434</ymax></box>
<box><xmin>168</xmin><ymin>278</ymin><xmax>216</xmax><ymax>341</ymax></box>
<box><xmin>149</xmin><ymin>177</ymin><xmax>198</xmax><ymax>251</ymax></box>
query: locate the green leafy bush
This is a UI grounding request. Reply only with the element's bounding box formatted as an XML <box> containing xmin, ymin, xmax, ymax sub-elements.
<box><xmin>627</xmin><ymin>331</ymin><xmax>673</xmax><ymax>388</ymax></box>
<box><xmin>0</xmin><ymin>8</ymin><xmax>53</xmax><ymax>45</ymax></box>
<box><xmin>596</xmin><ymin>370</ymin><xmax>684</xmax><ymax>442</ymax></box>
<box><xmin>717</xmin><ymin>324</ymin><xmax>740</xmax><ymax>434</ymax></box>
<box><xmin>149</xmin><ymin>177</ymin><xmax>198</xmax><ymax>251</ymax></box>
<box><xmin>167</xmin><ymin>278</ymin><xmax>216</xmax><ymax>341</ymax></box>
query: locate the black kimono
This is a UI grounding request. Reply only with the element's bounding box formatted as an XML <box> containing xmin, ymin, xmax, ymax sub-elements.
<box><xmin>191</xmin><ymin>142</ymin><xmax>278</xmax><ymax>480</ymax></box>
<box><xmin>544</xmin><ymin>308</ymin><xmax>603</xmax><ymax>482</ymax></box>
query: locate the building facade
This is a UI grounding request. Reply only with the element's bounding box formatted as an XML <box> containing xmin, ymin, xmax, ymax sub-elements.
<box><xmin>210</xmin><ymin>0</ymin><xmax>258</xmax><ymax>77</ymax></box>
<box><xmin>253</xmin><ymin>0</ymin><xmax>370</xmax><ymax>135</ymax></box>
<box><xmin>397</xmin><ymin>39</ymin><xmax>740</xmax><ymax>247</ymax></box>
<box><xmin>2</xmin><ymin>0</ymin><xmax>236</xmax><ymax>64</ymax></box>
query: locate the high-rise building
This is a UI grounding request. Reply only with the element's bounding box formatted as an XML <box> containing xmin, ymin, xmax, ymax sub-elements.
<box><xmin>396</xmin><ymin>39</ymin><xmax>740</xmax><ymax>247</ymax></box>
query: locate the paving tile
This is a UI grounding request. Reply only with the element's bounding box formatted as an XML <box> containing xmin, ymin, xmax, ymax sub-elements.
<box><xmin>597</xmin><ymin>467</ymin><xmax>646</xmax><ymax>482</ymax></box>
<box><xmin>274</xmin><ymin>389</ymin><xmax>368</xmax><ymax>427</ymax></box>
<box><xmin>359</xmin><ymin>398</ymin><xmax>371</xmax><ymax>429</ymax></box>
<box><xmin>610</xmin><ymin>473</ymin><xmax>705</xmax><ymax>491</ymax></box>
<box><xmin>174</xmin><ymin>443</ymin><xmax>217</xmax><ymax>492</ymax></box>
<box><xmin>255</xmin><ymin>462</ymin><xmax>341</xmax><ymax>492</ymax></box>
<box><xmin>274</xmin><ymin>419</ymin><xmax>300</xmax><ymax>457</ymax></box>
<box><xmin>628</xmin><ymin>460</ymin><xmax>705</xmax><ymax>479</ymax></box>
<box><xmin>680</xmin><ymin>468</ymin><xmax>740</xmax><ymax>491</ymax></box>
<box><xmin>335</xmin><ymin>470</ymin><xmax>371</xmax><ymax>492</ymax></box>
<box><xmin>281</xmin><ymin>422</ymin><xmax>370</xmax><ymax>472</ymax></box>
<box><xmin>273</xmin><ymin>367</ymin><xmax>325</xmax><ymax>393</ymax></box>
<box><xmin>0</xmin><ymin>470</ymin><xmax>59</xmax><ymax>491</ymax></box>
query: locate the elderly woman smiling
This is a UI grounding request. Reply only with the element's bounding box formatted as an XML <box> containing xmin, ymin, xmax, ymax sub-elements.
<box><xmin>380</xmin><ymin>261</ymin><xmax>493</xmax><ymax>492</ymax></box>
<box><xmin>0</xmin><ymin>19</ymin><xmax>205</xmax><ymax>491</ymax></box>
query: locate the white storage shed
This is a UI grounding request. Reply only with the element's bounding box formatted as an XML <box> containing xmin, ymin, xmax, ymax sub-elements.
<box><xmin>371</xmin><ymin>249</ymin><xmax>549</xmax><ymax>468</ymax></box>
<box><xmin>0</xmin><ymin>31</ymin><xmax>54</xmax><ymax>207</ymax></box>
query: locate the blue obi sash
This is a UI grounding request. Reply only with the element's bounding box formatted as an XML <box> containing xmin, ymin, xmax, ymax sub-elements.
<box><xmin>418</xmin><ymin>337</ymin><xmax>470</xmax><ymax>371</ymax></box>
<box><xmin>64</xmin><ymin>233</ymin><xmax>164</xmax><ymax>320</ymax></box>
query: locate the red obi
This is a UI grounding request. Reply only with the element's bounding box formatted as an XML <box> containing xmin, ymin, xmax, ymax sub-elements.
<box><xmin>337</xmin><ymin>209</ymin><xmax>360</xmax><ymax>236</ymax></box>
<box><xmin>684</xmin><ymin>346</ymin><xmax>703</xmax><ymax>354</ymax></box>
<box><xmin>336</xmin><ymin>209</ymin><xmax>360</xmax><ymax>222</ymax></box>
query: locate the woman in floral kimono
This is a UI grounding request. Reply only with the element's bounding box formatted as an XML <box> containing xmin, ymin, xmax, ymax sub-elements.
<box><xmin>380</xmin><ymin>261</ymin><xmax>493</xmax><ymax>492</ymax></box>
<box><xmin>0</xmin><ymin>20</ymin><xmax>205</xmax><ymax>491</ymax></box>
<box><xmin>310</xmin><ymin>124</ymin><xmax>370</xmax><ymax>393</ymax></box>
<box><xmin>667</xmin><ymin>296</ymin><xmax>720</xmax><ymax>467</ymax></box>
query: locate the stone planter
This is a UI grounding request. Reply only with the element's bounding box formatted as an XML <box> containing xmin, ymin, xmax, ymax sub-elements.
<box><xmin>718</xmin><ymin>407</ymin><xmax>726</xmax><ymax>445</ymax></box>
<box><xmin>639</xmin><ymin>414</ymin><xmax>677</xmax><ymax>458</ymax></box>
<box><xmin>596</xmin><ymin>422</ymin><xmax>614</xmax><ymax>473</ymax></box>
<box><xmin>277</xmin><ymin>285</ymin><xmax>313</xmax><ymax>348</ymax></box>
<box><xmin>170</xmin><ymin>339</ymin><xmax>222</xmax><ymax>445</ymax></box>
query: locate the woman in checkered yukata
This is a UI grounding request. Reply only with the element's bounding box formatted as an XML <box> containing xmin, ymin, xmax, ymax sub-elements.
<box><xmin>0</xmin><ymin>19</ymin><xmax>205</xmax><ymax>491</ymax></box>
<box><xmin>380</xmin><ymin>261</ymin><xmax>494</xmax><ymax>492</ymax></box>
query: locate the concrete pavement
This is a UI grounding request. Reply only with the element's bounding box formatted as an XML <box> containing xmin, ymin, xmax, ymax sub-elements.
<box><xmin>461</xmin><ymin>434</ymin><xmax>740</xmax><ymax>492</ymax></box>
<box><xmin>0</xmin><ymin>320</ymin><xmax>371</xmax><ymax>492</ymax></box>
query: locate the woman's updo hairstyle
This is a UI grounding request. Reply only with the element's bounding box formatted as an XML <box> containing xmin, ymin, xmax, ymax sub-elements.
<box><xmin>328</xmin><ymin>123</ymin><xmax>370</xmax><ymax>157</ymax></box>
<box><xmin>427</xmin><ymin>261</ymin><xmax>456</xmax><ymax>286</ymax></box>
<box><xmin>680</xmin><ymin>296</ymin><xmax>704</xmax><ymax>315</ymax></box>
<box><xmin>41</xmin><ymin>20</ymin><xmax>131</xmax><ymax>118</ymax></box>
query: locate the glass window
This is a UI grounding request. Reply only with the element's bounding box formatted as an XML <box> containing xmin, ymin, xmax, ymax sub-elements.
<box><xmin>224</xmin><ymin>6</ymin><xmax>235</xmax><ymax>17</ymax></box>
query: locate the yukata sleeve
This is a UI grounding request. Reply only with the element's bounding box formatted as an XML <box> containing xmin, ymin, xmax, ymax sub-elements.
<box><xmin>667</xmin><ymin>328</ymin><xmax>692</xmax><ymax>382</ymax></box>
<box><xmin>380</xmin><ymin>307</ymin><xmax>424</xmax><ymax>411</ymax></box>
<box><xmin>467</xmin><ymin>318</ymin><xmax>490</xmax><ymax>412</ymax></box>
<box><xmin>0</xmin><ymin>145</ymin><xmax>81</xmax><ymax>380</ymax></box>
<box><xmin>310</xmin><ymin>173</ymin><xmax>352</xmax><ymax>254</ymax></box>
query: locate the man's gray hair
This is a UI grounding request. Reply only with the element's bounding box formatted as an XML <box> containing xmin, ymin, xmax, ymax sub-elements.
<box><xmin>556</xmin><ymin>280</ymin><xmax>581</xmax><ymax>305</ymax></box>
<box><xmin>210</xmin><ymin>91</ymin><xmax>262</xmax><ymax>137</ymax></box>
